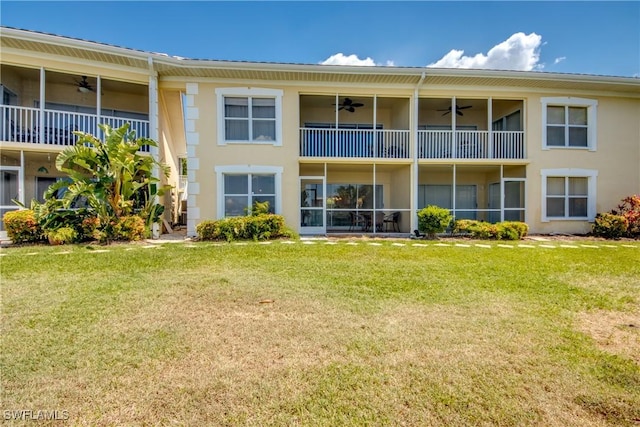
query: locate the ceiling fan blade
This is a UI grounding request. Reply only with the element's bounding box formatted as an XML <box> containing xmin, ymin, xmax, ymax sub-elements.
<box><xmin>437</xmin><ymin>107</ymin><xmax>452</xmax><ymax>112</ymax></box>
<box><xmin>441</xmin><ymin>111</ymin><xmax>450</xmax><ymax>116</ymax></box>
<box><xmin>346</xmin><ymin>107</ymin><xmax>355</xmax><ymax>113</ymax></box>
<box><xmin>456</xmin><ymin>110</ymin><xmax>464</xmax><ymax>116</ymax></box>
<box><xmin>352</xmin><ymin>103</ymin><xmax>364</xmax><ymax>108</ymax></box>
<box><xmin>458</xmin><ymin>105</ymin><xmax>472</xmax><ymax>110</ymax></box>
<box><xmin>343</xmin><ymin>97</ymin><xmax>353</xmax><ymax>106</ymax></box>
<box><xmin>338</xmin><ymin>106</ymin><xmax>344</xmax><ymax>110</ymax></box>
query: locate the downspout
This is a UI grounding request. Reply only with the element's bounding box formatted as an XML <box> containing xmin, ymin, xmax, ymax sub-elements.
<box><xmin>412</xmin><ymin>71</ymin><xmax>426</xmax><ymax>233</ymax></box>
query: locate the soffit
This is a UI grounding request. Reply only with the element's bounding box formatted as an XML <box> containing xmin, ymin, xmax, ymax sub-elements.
<box><xmin>3</xmin><ymin>27</ymin><xmax>639</xmax><ymax>96</ymax></box>
<box><xmin>422</xmin><ymin>75</ymin><xmax>640</xmax><ymax>94</ymax></box>
<box><xmin>1</xmin><ymin>33</ymin><xmax>150</xmax><ymax>70</ymax></box>
<box><xmin>153</xmin><ymin>62</ymin><xmax>421</xmax><ymax>85</ymax></box>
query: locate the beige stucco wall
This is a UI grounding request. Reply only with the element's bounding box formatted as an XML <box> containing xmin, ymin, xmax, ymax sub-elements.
<box><xmin>525</xmin><ymin>94</ymin><xmax>640</xmax><ymax>234</ymax></box>
<box><xmin>184</xmin><ymin>80</ymin><xmax>640</xmax><ymax>235</ymax></box>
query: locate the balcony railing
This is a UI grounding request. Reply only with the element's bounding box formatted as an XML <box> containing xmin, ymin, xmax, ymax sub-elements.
<box><xmin>1</xmin><ymin>105</ymin><xmax>150</xmax><ymax>150</ymax></box>
<box><xmin>300</xmin><ymin>128</ymin><xmax>524</xmax><ymax>160</ymax></box>
<box><xmin>300</xmin><ymin>128</ymin><xmax>410</xmax><ymax>159</ymax></box>
<box><xmin>418</xmin><ymin>130</ymin><xmax>525</xmax><ymax>159</ymax></box>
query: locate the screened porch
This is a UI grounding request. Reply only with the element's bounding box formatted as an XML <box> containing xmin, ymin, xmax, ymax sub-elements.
<box><xmin>1</xmin><ymin>65</ymin><xmax>150</xmax><ymax>147</ymax></box>
<box><xmin>299</xmin><ymin>95</ymin><xmax>411</xmax><ymax>160</ymax></box>
<box><xmin>299</xmin><ymin>163</ymin><xmax>412</xmax><ymax>235</ymax></box>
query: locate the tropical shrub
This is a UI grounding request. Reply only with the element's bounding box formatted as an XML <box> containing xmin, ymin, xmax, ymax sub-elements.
<box><xmin>112</xmin><ymin>215</ymin><xmax>146</xmax><ymax>241</ymax></box>
<box><xmin>46</xmin><ymin>226</ymin><xmax>77</xmax><ymax>245</ymax></box>
<box><xmin>2</xmin><ymin>210</ymin><xmax>44</xmax><ymax>243</ymax></box>
<box><xmin>81</xmin><ymin>216</ymin><xmax>102</xmax><ymax>241</ymax></box>
<box><xmin>417</xmin><ymin>205</ymin><xmax>453</xmax><ymax>238</ymax></box>
<box><xmin>592</xmin><ymin>213</ymin><xmax>629</xmax><ymax>239</ymax></box>
<box><xmin>47</xmin><ymin>123</ymin><xmax>171</xmax><ymax>241</ymax></box>
<box><xmin>453</xmin><ymin>219</ymin><xmax>528</xmax><ymax>240</ymax></box>
<box><xmin>611</xmin><ymin>195</ymin><xmax>640</xmax><ymax>237</ymax></box>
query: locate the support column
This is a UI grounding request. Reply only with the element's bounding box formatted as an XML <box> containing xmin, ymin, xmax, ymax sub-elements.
<box><xmin>38</xmin><ymin>68</ymin><xmax>45</xmax><ymax>144</ymax></box>
<box><xmin>148</xmin><ymin>58</ymin><xmax>161</xmax><ymax>237</ymax></box>
<box><xmin>185</xmin><ymin>83</ymin><xmax>200</xmax><ymax>237</ymax></box>
<box><xmin>97</xmin><ymin>75</ymin><xmax>102</xmax><ymax>134</ymax></box>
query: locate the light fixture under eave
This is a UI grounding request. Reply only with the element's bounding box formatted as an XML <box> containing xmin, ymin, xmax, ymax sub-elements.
<box><xmin>78</xmin><ymin>86</ymin><xmax>90</xmax><ymax>93</ymax></box>
<box><xmin>37</xmin><ymin>166</ymin><xmax>49</xmax><ymax>174</ymax></box>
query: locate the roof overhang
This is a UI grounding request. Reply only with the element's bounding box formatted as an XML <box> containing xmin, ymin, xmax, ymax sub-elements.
<box><xmin>2</xmin><ymin>26</ymin><xmax>639</xmax><ymax>96</ymax></box>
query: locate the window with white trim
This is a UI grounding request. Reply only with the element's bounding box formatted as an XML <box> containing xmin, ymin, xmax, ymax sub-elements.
<box><xmin>541</xmin><ymin>169</ymin><xmax>597</xmax><ymax>221</ymax></box>
<box><xmin>215</xmin><ymin>165</ymin><xmax>283</xmax><ymax>218</ymax></box>
<box><xmin>216</xmin><ymin>88</ymin><xmax>282</xmax><ymax>145</ymax></box>
<box><xmin>541</xmin><ymin>97</ymin><xmax>597</xmax><ymax>150</ymax></box>
<box><xmin>223</xmin><ymin>174</ymin><xmax>276</xmax><ymax>216</ymax></box>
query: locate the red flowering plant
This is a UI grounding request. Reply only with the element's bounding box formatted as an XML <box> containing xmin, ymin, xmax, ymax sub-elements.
<box><xmin>612</xmin><ymin>195</ymin><xmax>640</xmax><ymax>237</ymax></box>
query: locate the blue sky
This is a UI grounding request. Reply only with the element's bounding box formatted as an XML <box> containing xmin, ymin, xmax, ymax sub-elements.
<box><xmin>1</xmin><ymin>1</ymin><xmax>639</xmax><ymax>77</ymax></box>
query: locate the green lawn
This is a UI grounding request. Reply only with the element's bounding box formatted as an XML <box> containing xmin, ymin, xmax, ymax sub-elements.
<box><xmin>1</xmin><ymin>239</ymin><xmax>639</xmax><ymax>426</ymax></box>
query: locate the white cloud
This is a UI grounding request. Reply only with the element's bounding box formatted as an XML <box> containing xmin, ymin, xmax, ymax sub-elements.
<box><xmin>321</xmin><ymin>53</ymin><xmax>376</xmax><ymax>66</ymax></box>
<box><xmin>554</xmin><ymin>56</ymin><xmax>566</xmax><ymax>65</ymax></box>
<box><xmin>427</xmin><ymin>32</ymin><xmax>543</xmax><ymax>71</ymax></box>
<box><xmin>320</xmin><ymin>53</ymin><xmax>395</xmax><ymax>67</ymax></box>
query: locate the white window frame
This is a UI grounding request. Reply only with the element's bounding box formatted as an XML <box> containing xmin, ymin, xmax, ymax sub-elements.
<box><xmin>541</xmin><ymin>168</ymin><xmax>598</xmax><ymax>222</ymax></box>
<box><xmin>214</xmin><ymin>165</ymin><xmax>283</xmax><ymax>218</ymax></box>
<box><xmin>541</xmin><ymin>97</ymin><xmax>597</xmax><ymax>151</ymax></box>
<box><xmin>216</xmin><ymin>87</ymin><xmax>283</xmax><ymax>146</ymax></box>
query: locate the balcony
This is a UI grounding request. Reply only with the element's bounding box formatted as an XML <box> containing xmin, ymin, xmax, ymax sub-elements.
<box><xmin>1</xmin><ymin>65</ymin><xmax>150</xmax><ymax>150</ymax></box>
<box><xmin>299</xmin><ymin>128</ymin><xmax>524</xmax><ymax>160</ymax></box>
<box><xmin>1</xmin><ymin>105</ymin><xmax>150</xmax><ymax>150</ymax></box>
<box><xmin>300</xmin><ymin>128</ymin><xmax>410</xmax><ymax>159</ymax></box>
<box><xmin>417</xmin><ymin>130</ymin><xmax>525</xmax><ymax>159</ymax></box>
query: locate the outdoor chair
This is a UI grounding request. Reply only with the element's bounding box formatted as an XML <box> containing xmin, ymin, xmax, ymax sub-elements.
<box><xmin>349</xmin><ymin>212</ymin><xmax>367</xmax><ymax>232</ymax></box>
<box><xmin>383</xmin><ymin>211</ymin><xmax>400</xmax><ymax>232</ymax></box>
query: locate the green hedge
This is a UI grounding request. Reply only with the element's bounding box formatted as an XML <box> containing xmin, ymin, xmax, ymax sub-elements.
<box><xmin>453</xmin><ymin>219</ymin><xmax>529</xmax><ymax>240</ymax></box>
<box><xmin>196</xmin><ymin>214</ymin><xmax>296</xmax><ymax>242</ymax></box>
<box><xmin>417</xmin><ymin>205</ymin><xmax>453</xmax><ymax>238</ymax></box>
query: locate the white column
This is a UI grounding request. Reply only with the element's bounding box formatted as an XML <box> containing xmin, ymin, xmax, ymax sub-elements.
<box><xmin>19</xmin><ymin>150</ymin><xmax>25</xmax><ymax>205</ymax></box>
<box><xmin>451</xmin><ymin>96</ymin><xmax>457</xmax><ymax>158</ymax></box>
<box><xmin>39</xmin><ymin>68</ymin><xmax>45</xmax><ymax>143</ymax></box>
<box><xmin>411</xmin><ymin>90</ymin><xmax>420</xmax><ymax>232</ymax></box>
<box><xmin>96</xmin><ymin>75</ymin><xmax>102</xmax><ymax>134</ymax></box>
<box><xmin>487</xmin><ymin>98</ymin><xmax>493</xmax><ymax>159</ymax></box>
<box><xmin>452</xmin><ymin>164</ymin><xmax>456</xmax><ymax>218</ymax></box>
<box><xmin>373</xmin><ymin>95</ymin><xmax>378</xmax><ymax>158</ymax></box>
<box><xmin>148</xmin><ymin>59</ymin><xmax>161</xmax><ymax>237</ymax></box>
<box><xmin>185</xmin><ymin>82</ymin><xmax>200</xmax><ymax>237</ymax></box>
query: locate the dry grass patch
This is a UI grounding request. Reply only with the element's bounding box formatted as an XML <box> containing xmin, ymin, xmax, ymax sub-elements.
<box><xmin>577</xmin><ymin>309</ymin><xmax>640</xmax><ymax>364</ymax></box>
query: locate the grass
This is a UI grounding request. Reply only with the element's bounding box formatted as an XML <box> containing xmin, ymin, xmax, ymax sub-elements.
<box><xmin>1</xmin><ymin>239</ymin><xmax>639</xmax><ymax>426</ymax></box>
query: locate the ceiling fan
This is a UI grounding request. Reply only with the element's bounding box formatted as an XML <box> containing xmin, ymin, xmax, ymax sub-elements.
<box><xmin>334</xmin><ymin>97</ymin><xmax>364</xmax><ymax>112</ymax></box>
<box><xmin>75</xmin><ymin>76</ymin><xmax>95</xmax><ymax>93</ymax></box>
<box><xmin>438</xmin><ymin>105</ymin><xmax>472</xmax><ymax>116</ymax></box>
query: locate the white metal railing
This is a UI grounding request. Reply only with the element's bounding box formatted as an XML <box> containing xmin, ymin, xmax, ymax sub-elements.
<box><xmin>1</xmin><ymin>105</ymin><xmax>150</xmax><ymax>150</ymax></box>
<box><xmin>418</xmin><ymin>130</ymin><xmax>525</xmax><ymax>159</ymax></box>
<box><xmin>300</xmin><ymin>128</ymin><xmax>410</xmax><ymax>159</ymax></box>
<box><xmin>492</xmin><ymin>131</ymin><xmax>525</xmax><ymax>159</ymax></box>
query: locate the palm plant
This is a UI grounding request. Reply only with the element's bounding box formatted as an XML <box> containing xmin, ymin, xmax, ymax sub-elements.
<box><xmin>47</xmin><ymin>123</ymin><xmax>170</xmax><ymax>237</ymax></box>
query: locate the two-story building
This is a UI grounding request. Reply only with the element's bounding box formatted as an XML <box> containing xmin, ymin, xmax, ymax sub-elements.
<box><xmin>2</xmin><ymin>27</ymin><xmax>639</xmax><ymax>238</ymax></box>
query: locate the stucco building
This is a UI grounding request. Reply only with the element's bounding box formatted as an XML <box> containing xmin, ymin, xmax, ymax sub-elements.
<box><xmin>2</xmin><ymin>27</ymin><xmax>639</xmax><ymax>237</ymax></box>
